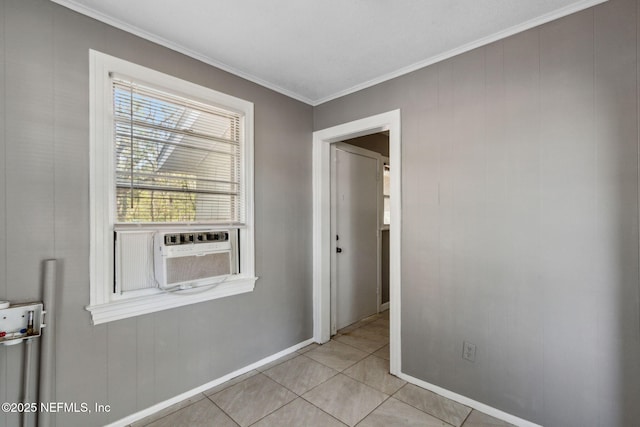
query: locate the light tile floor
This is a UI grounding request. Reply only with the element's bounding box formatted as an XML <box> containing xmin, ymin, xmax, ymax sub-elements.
<box><xmin>130</xmin><ymin>311</ymin><xmax>515</xmax><ymax>427</ymax></box>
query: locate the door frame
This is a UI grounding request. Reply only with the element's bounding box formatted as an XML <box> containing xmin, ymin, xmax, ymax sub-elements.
<box><xmin>330</xmin><ymin>142</ymin><xmax>382</xmax><ymax>335</ymax></box>
<box><xmin>312</xmin><ymin>110</ymin><xmax>401</xmax><ymax>375</ymax></box>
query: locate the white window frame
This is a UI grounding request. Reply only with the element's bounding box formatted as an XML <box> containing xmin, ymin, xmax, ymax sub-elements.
<box><xmin>87</xmin><ymin>50</ymin><xmax>256</xmax><ymax>325</ymax></box>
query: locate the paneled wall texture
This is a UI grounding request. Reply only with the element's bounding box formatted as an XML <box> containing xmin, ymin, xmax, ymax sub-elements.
<box><xmin>0</xmin><ymin>1</ymin><xmax>313</xmax><ymax>426</ymax></box>
<box><xmin>2</xmin><ymin>0</ymin><xmax>640</xmax><ymax>426</ymax></box>
<box><xmin>315</xmin><ymin>0</ymin><xmax>640</xmax><ymax>426</ymax></box>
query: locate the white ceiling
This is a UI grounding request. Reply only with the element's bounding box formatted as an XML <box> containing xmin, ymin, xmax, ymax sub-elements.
<box><xmin>53</xmin><ymin>0</ymin><xmax>605</xmax><ymax>105</ymax></box>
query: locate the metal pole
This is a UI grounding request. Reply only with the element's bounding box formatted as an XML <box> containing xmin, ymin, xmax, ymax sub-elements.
<box><xmin>39</xmin><ymin>259</ymin><xmax>57</xmax><ymax>427</ymax></box>
<box><xmin>21</xmin><ymin>338</ymin><xmax>33</xmax><ymax>427</ymax></box>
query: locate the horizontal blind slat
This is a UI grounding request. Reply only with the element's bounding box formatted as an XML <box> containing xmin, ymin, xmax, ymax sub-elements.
<box><xmin>113</xmin><ymin>117</ymin><xmax>240</xmax><ymax>146</ymax></box>
<box><xmin>115</xmin><ymin>183</ymin><xmax>239</xmax><ymax>197</ymax></box>
<box><xmin>116</xmin><ymin>171</ymin><xmax>239</xmax><ymax>186</ymax></box>
<box><xmin>113</xmin><ymin>76</ymin><xmax>244</xmax><ymax>225</ymax></box>
<box><xmin>114</xmin><ymin>132</ymin><xmax>238</xmax><ymax>157</ymax></box>
<box><xmin>113</xmin><ymin>78</ymin><xmax>241</xmax><ymax>120</ymax></box>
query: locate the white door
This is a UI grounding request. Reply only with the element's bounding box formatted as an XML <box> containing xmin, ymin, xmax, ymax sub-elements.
<box><xmin>331</xmin><ymin>143</ymin><xmax>380</xmax><ymax>332</ymax></box>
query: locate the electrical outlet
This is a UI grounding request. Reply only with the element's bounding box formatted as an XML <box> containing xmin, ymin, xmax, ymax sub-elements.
<box><xmin>462</xmin><ymin>341</ymin><xmax>476</xmax><ymax>362</ymax></box>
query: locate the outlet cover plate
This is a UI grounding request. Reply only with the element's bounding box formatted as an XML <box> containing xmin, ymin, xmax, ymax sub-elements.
<box><xmin>462</xmin><ymin>341</ymin><xmax>476</xmax><ymax>362</ymax></box>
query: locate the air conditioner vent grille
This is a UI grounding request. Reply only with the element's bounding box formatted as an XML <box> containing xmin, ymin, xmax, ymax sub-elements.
<box><xmin>166</xmin><ymin>252</ymin><xmax>231</xmax><ymax>285</ymax></box>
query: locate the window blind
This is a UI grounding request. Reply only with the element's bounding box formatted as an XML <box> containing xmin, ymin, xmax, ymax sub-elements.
<box><xmin>112</xmin><ymin>76</ymin><xmax>244</xmax><ymax>225</ymax></box>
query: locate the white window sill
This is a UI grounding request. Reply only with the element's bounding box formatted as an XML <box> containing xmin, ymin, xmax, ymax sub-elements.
<box><xmin>86</xmin><ymin>276</ymin><xmax>257</xmax><ymax>325</ymax></box>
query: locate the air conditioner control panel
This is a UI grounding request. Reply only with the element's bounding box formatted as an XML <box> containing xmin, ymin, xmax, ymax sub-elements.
<box><xmin>156</xmin><ymin>230</ymin><xmax>233</xmax><ymax>258</ymax></box>
<box><xmin>163</xmin><ymin>231</ymin><xmax>229</xmax><ymax>246</ymax></box>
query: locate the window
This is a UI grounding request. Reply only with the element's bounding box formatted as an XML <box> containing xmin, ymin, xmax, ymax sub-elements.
<box><xmin>88</xmin><ymin>50</ymin><xmax>256</xmax><ymax>325</ymax></box>
<box><xmin>382</xmin><ymin>161</ymin><xmax>390</xmax><ymax>225</ymax></box>
<box><xmin>112</xmin><ymin>78</ymin><xmax>244</xmax><ymax>224</ymax></box>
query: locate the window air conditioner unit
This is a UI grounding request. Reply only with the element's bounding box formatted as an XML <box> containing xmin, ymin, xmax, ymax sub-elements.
<box><xmin>154</xmin><ymin>230</ymin><xmax>237</xmax><ymax>290</ymax></box>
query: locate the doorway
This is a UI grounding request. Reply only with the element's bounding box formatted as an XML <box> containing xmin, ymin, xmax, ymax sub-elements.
<box><xmin>312</xmin><ymin>110</ymin><xmax>401</xmax><ymax>375</ymax></box>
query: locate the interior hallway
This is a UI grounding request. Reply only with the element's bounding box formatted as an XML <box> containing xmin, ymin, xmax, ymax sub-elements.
<box><xmin>130</xmin><ymin>311</ymin><xmax>513</xmax><ymax>427</ymax></box>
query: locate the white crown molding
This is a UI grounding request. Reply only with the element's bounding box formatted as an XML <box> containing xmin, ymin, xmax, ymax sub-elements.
<box><xmin>313</xmin><ymin>0</ymin><xmax>607</xmax><ymax>105</ymax></box>
<box><xmin>50</xmin><ymin>0</ymin><xmax>315</xmax><ymax>105</ymax></box>
<box><xmin>52</xmin><ymin>0</ymin><xmax>606</xmax><ymax>106</ymax></box>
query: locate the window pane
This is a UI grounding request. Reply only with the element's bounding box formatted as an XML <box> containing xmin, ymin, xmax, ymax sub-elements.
<box><xmin>384</xmin><ymin>196</ymin><xmax>390</xmax><ymax>225</ymax></box>
<box><xmin>383</xmin><ymin>164</ymin><xmax>390</xmax><ymax>196</ymax></box>
<box><xmin>113</xmin><ymin>79</ymin><xmax>243</xmax><ymax>224</ymax></box>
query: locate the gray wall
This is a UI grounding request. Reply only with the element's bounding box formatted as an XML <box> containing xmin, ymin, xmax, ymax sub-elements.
<box><xmin>315</xmin><ymin>0</ymin><xmax>640</xmax><ymax>425</ymax></box>
<box><xmin>0</xmin><ymin>1</ymin><xmax>313</xmax><ymax>426</ymax></box>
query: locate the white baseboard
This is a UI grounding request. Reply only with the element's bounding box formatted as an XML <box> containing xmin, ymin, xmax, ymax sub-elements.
<box><xmin>107</xmin><ymin>338</ymin><xmax>315</xmax><ymax>427</ymax></box>
<box><xmin>379</xmin><ymin>302</ymin><xmax>389</xmax><ymax>311</ymax></box>
<box><xmin>397</xmin><ymin>373</ymin><xmax>543</xmax><ymax>427</ymax></box>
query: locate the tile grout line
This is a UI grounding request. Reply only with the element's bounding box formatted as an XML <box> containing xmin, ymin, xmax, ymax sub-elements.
<box><xmin>295</xmin><ymin>395</ymin><xmax>350</xmax><ymax>427</ymax></box>
<box><xmin>381</xmin><ymin>383</ymin><xmax>457</xmax><ymax>425</ymax></box>
<box><xmin>207</xmin><ymin>372</ymin><xmax>297</xmax><ymax>427</ymax></box>
<box><xmin>340</xmin><ymin>358</ymin><xmax>404</xmax><ymax>394</ymax></box>
<box><xmin>301</xmin><ymin>372</ymin><xmax>392</xmax><ymax>426</ymax></box>
<box><xmin>139</xmin><ymin>314</ymin><xmax>390</xmax><ymax>426</ymax></box>
<box><xmin>352</xmin><ymin>393</ymin><xmax>394</xmax><ymax>427</ymax></box>
<box><xmin>291</xmin><ymin>316</ymin><xmax>396</xmax><ymax>423</ymax></box>
<box><xmin>246</xmin><ymin>395</ymin><xmax>348</xmax><ymax>427</ymax></box>
<box><xmin>301</xmin><ymin>343</ymin><xmax>367</xmax><ymax>372</ymax></box>
<box><xmin>328</xmin><ymin>335</ymin><xmax>388</xmax><ymax>356</ymax></box>
<box><xmin>296</xmin><ymin>351</ymin><xmax>400</xmax><ymax>399</ymax></box>
<box><xmin>203</xmin><ymin>394</ymin><xmax>241</xmax><ymax>427</ymax></box>
<box><xmin>394</xmin><ymin>383</ymin><xmax>471</xmax><ymax>427</ymax></box>
<box><xmin>459</xmin><ymin>408</ymin><xmax>473</xmax><ymax>427</ymax></box>
<box><xmin>139</xmin><ymin>393</ymin><xmax>208</xmax><ymax>427</ymax></box>
<box><xmin>339</xmin><ymin>321</ymin><xmax>394</xmax><ymax>425</ymax></box>
<box><xmin>261</xmin><ymin>354</ymin><xmax>340</xmax><ymax>395</ymax></box>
